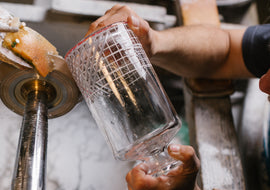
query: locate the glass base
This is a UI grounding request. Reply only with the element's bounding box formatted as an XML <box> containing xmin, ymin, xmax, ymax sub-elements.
<box><xmin>143</xmin><ymin>147</ymin><xmax>182</xmax><ymax>177</ymax></box>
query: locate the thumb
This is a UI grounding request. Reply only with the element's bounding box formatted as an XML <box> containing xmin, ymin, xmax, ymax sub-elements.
<box><xmin>127</xmin><ymin>15</ymin><xmax>141</xmax><ymax>36</ymax></box>
<box><xmin>259</xmin><ymin>69</ymin><xmax>270</xmax><ymax>95</ymax></box>
<box><xmin>168</xmin><ymin>144</ymin><xmax>197</xmax><ymax>162</ymax></box>
<box><xmin>168</xmin><ymin>144</ymin><xmax>200</xmax><ymax>172</ymax></box>
<box><xmin>127</xmin><ymin>15</ymin><xmax>150</xmax><ymax>37</ymax></box>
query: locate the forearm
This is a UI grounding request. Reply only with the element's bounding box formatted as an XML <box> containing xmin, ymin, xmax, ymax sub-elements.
<box><xmin>149</xmin><ymin>24</ymin><xmax>252</xmax><ymax>79</ymax></box>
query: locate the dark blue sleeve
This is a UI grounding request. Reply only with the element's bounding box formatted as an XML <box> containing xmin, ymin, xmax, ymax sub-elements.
<box><xmin>242</xmin><ymin>24</ymin><xmax>270</xmax><ymax>78</ymax></box>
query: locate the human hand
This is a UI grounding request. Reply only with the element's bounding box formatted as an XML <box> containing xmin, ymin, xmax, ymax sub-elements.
<box><xmin>259</xmin><ymin>69</ymin><xmax>270</xmax><ymax>95</ymax></box>
<box><xmin>126</xmin><ymin>144</ymin><xmax>201</xmax><ymax>190</ymax></box>
<box><xmin>85</xmin><ymin>5</ymin><xmax>155</xmax><ymax>57</ymax></box>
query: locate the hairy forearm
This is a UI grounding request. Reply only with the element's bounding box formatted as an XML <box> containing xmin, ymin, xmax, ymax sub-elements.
<box><xmin>149</xmin><ymin>24</ymin><xmax>251</xmax><ymax>79</ymax></box>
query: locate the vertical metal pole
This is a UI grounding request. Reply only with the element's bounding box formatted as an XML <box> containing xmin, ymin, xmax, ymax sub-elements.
<box><xmin>12</xmin><ymin>89</ymin><xmax>48</xmax><ymax>190</ymax></box>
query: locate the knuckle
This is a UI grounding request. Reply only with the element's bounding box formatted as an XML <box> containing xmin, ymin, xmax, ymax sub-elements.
<box><xmin>130</xmin><ymin>166</ymin><xmax>139</xmax><ymax>176</ymax></box>
<box><xmin>90</xmin><ymin>19</ymin><xmax>101</xmax><ymax>28</ymax></box>
<box><xmin>105</xmin><ymin>4</ymin><xmax>122</xmax><ymax>14</ymax></box>
<box><xmin>184</xmin><ymin>146</ymin><xmax>200</xmax><ymax>170</ymax></box>
<box><xmin>125</xmin><ymin>171</ymin><xmax>131</xmax><ymax>183</ymax></box>
<box><xmin>97</xmin><ymin>21</ymin><xmax>106</xmax><ymax>28</ymax></box>
<box><xmin>133</xmin><ymin>181</ymin><xmax>148</xmax><ymax>190</ymax></box>
<box><xmin>195</xmin><ymin>157</ymin><xmax>201</xmax><ymax>171</ymax></box>
<box><xmin>185</xmin><ymin>146</ymin><xmax>196</xmax><ymax>159</ymax></box>
<box><xmin>112</xmin><ymin>4</ymin><xmax>122</xmax><ymax>10</ymax></box>
<box><xmin>120</xmin><ymin>5</ymin><xmax>132</xmax><ymax>13</ymax></box>
<box><xmin>90</xmin><ymin>21</ymin><xmax>98</xmax><ymax>29</ymax></box>
<box><xmin>87</xmin><ymin>22</ymin><xmax>98</xmax><ymax>33</ymax></box>
<box><xmin>104</xmin><ymin>8</ymin><xmax>111</xmax><ymax>14</ymax></box>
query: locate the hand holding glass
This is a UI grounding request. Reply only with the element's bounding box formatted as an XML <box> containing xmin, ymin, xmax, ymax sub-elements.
<box><xmin>65</xmin><ymin>22</ymin><xmax>182</xmax><ymax>176</ymax></box>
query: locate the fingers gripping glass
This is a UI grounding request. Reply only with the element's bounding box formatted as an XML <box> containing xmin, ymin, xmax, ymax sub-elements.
<box><xmin>65</xmin><ymin>22</ymin><xmax>182</xmax><ymax>177</ymax></box>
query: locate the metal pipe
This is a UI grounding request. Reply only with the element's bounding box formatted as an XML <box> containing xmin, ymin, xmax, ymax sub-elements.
<box><xmin>12</xmin><ymin>84</ymin><xmax>48</xmax><ymax>190</ymax></box>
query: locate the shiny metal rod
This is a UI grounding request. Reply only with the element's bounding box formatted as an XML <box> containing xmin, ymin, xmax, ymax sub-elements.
<box><xmin>12</xmin><ymin>89</ymin><xmax>48</xmax><ymax>190</ymax></box>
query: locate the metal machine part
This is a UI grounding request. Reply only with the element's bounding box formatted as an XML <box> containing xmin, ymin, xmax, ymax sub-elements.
<box><xmin>0</xmin><ymin>63</ymin><xmax>80</xmax><ymax>118</ymax></box>
<box><xmin>0</xmin><ymin>6</ymin><xmax>80</xmax><ymax>187</ymax></box>
<box><xmin>12</xmin><ymin>80</ymin><xmax>49</xmax><ymax>190</ymax></box>
<box><xmin>0</xmin><ymin>61</ymin><xmax>80</xmax><ymax>190</ymax></box>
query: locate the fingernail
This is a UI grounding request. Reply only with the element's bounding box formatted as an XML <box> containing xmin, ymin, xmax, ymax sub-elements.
<box><xmin>169</xmin><ymin>144</ymin><xmax>180</xmax><ymax>152</ymax></box>
<box><xmin>130</xmin><ymin>16</ymin><xmax>139</xmax><ymax>27</ymax></box>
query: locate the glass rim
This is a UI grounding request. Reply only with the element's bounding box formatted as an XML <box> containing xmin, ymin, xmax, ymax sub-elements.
<box><xmin>65</xmin><ymin>21</ymin><xmax>127</xmax><ymax>59</ymax></box>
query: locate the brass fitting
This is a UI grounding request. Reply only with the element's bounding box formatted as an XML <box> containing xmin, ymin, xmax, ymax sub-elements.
<box><xmin>0</xmin><ymin>63</ymin><xmax>81</xmax><ymax>118</ymax></box>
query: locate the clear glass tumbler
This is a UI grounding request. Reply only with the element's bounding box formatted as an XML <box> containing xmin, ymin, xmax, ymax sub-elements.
<box><xmin>65</xmin><ymin>22</ymin><xmax>181</xmax><ymax>176</ymax></box>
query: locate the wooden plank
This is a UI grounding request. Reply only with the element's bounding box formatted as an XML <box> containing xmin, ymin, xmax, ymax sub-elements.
<box><xmin>217</xmin><ymin>0</ymin><xmax>251</xmax><ymax>6</ymax></box>
<box><xmin>180</xmin><ymin>0</ymin><xmax>220</xmax><ymax>26</ymax></box>
<box><xmin>255</xmin><ymin>0</ymin><xmax>270</xmax><ymax>23</ymax></box>
<box><xmin>0</xmin><ymin>3</ymin><xmax>48</xmax><ymax>22</ymax></box>
<box><xmin>184</xmin><ymin>90</ymin><xmax>246</xmax><ymax>189</ymax></box>
<box><xmin>0</xmin><ymin>0</ymin><xmax>34</xmax><ymax>4</ymax></box>
<box><xmin>175</xmin><ymin>0</ymin><xmax>246</xmax><ymax>189</ymax></box>
<box><xmin>51</xmin><ymin>0</ymin><xmax>176</xmax><ymax>24</ymax></box>
<box><xmin>239</xmin><ymin>79</ymin><xmax>268</xmax><ymax>189</ymax></box>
